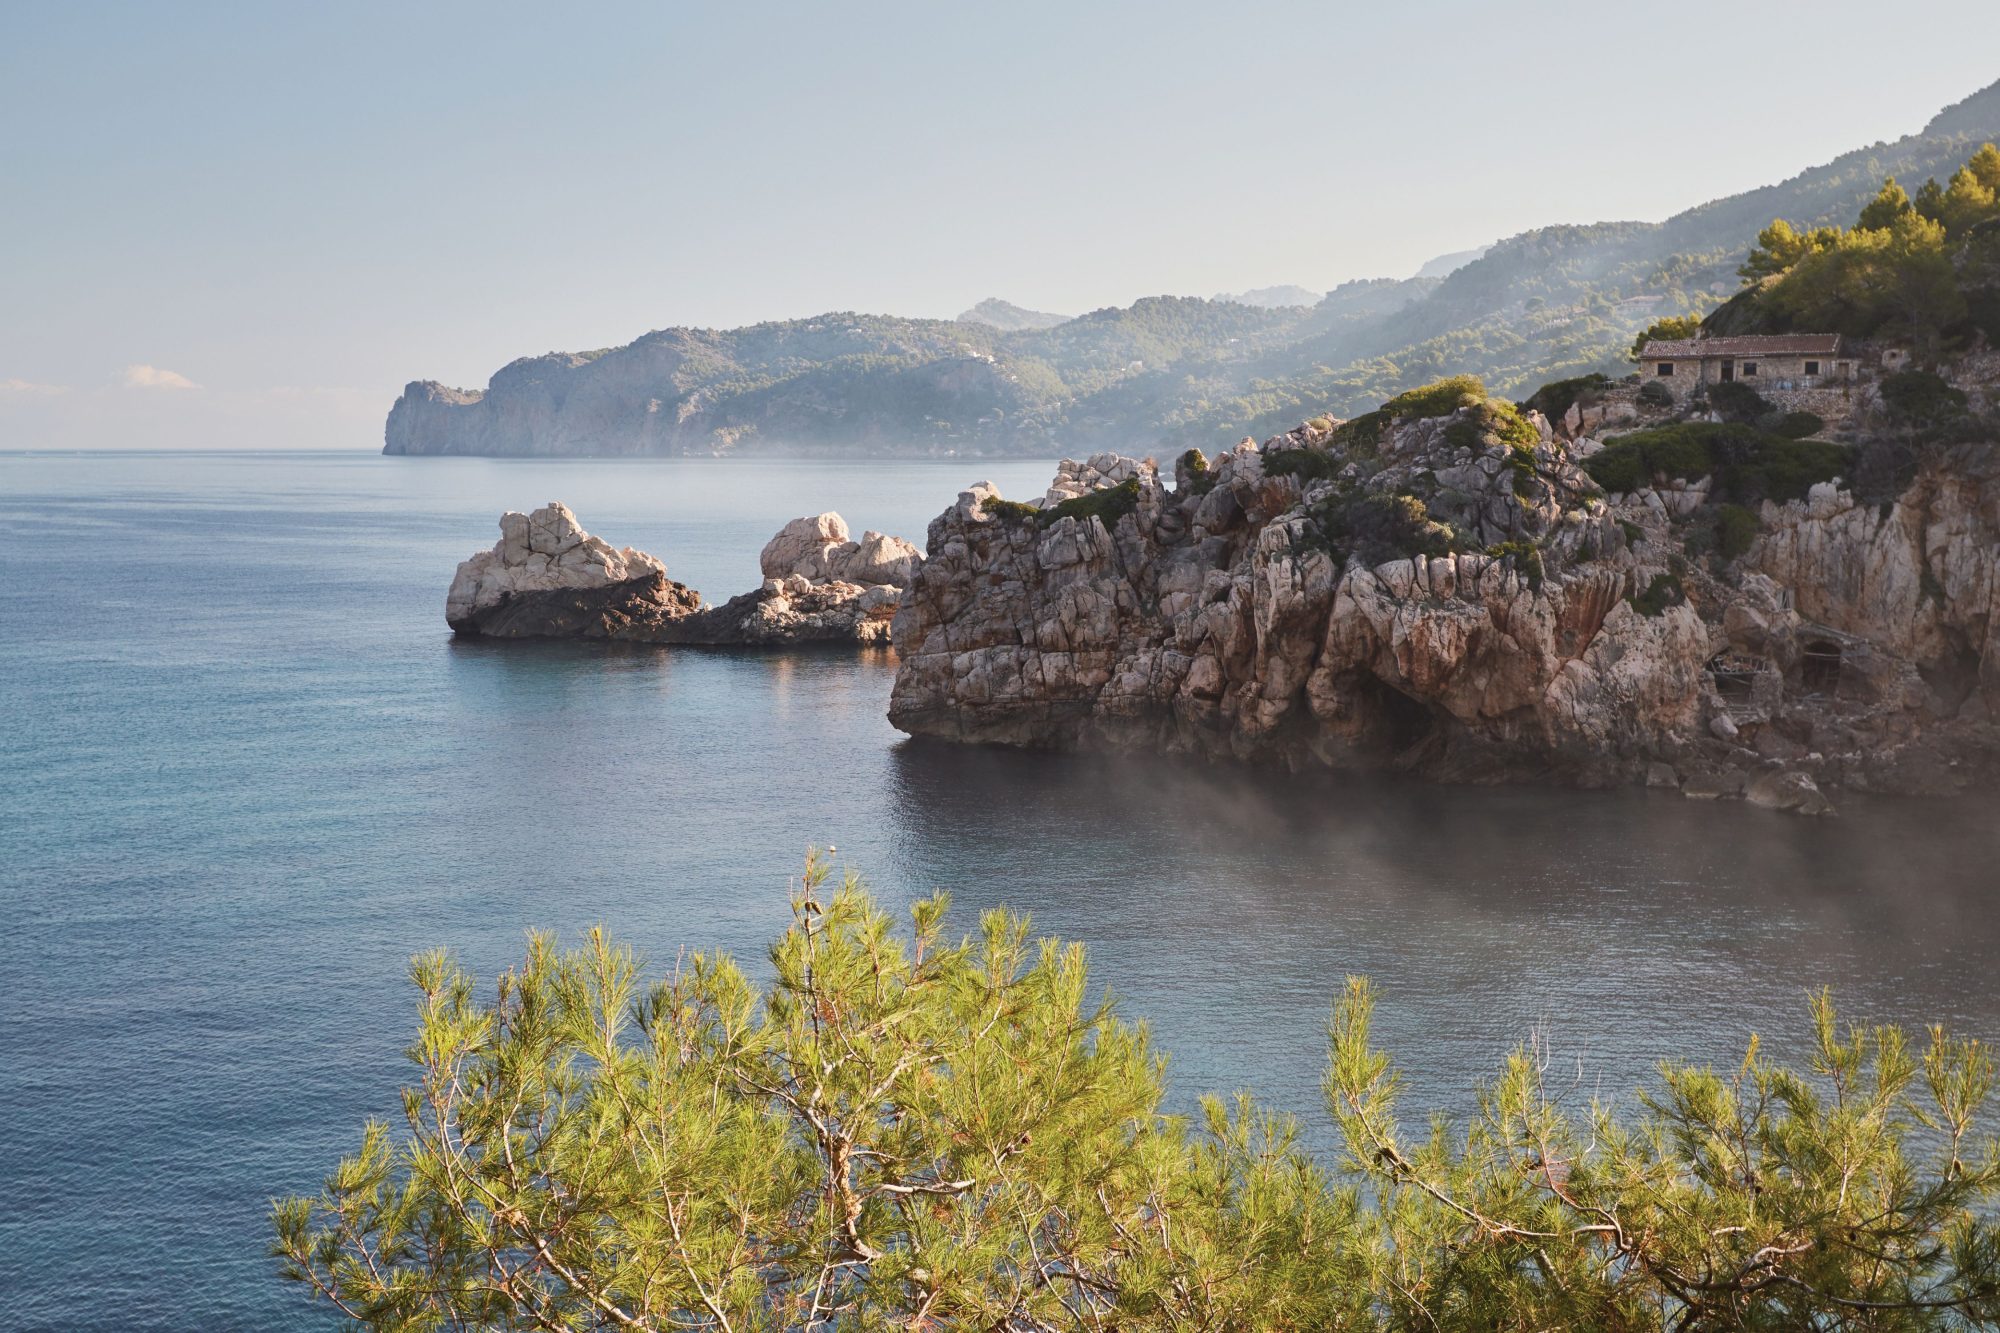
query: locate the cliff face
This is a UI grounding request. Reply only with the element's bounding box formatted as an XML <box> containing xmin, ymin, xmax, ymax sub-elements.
<box><xmin>888</xmin><ymin>395</ymin><xmax>2000</xmax><ymax>802</ymax></box>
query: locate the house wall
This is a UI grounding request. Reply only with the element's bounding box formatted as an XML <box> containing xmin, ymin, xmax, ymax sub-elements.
<box><xmin>1646</xmin><ymin>353</ymin><xmax>1861</xmax><ymax>402</ymax></box>
<box><xmin>1643</xmin><ymin>351</ymin><xmax>1866</xmax><ymax>427</ymax></box>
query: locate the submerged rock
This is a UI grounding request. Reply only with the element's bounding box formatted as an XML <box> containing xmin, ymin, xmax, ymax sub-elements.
<box><xmin>446</xmin><ymin>503</ymin><xmax>914</xmax><ymax>647</ymax></box>
<box><xmin>1744</xmin><ymin>767</ymin><xmax>1836</xmax><ymax>817</ymax></box>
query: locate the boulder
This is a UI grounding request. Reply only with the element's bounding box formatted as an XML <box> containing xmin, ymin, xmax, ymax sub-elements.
<box><xmin>759</xmin><ymin>514</ymin><xmax>923</xmax><ymax>589</ymax></box>
<box><xmin>759</xmin><ymin>513</ymin><xmax>852</xmax><ymax>583</ymax></box>
<box><xmin>1744</xmin><ymin>767</ymin><xmax>1836</xmax><ymax>816</ymax></box>
<box><xmin>446</xmin><ymin>502</ymin><xmax>679</xmax><ymax>634</ymax></box>
<box><xmin>835</xmin><ymin>530</ymin><xmax>922</xmax><ymax>588</ymax></box>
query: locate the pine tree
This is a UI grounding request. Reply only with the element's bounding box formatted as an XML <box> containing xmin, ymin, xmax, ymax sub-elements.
<box><xmin>276</xmin><ymin>859</ymin><xmax>2000</xmax><ymax>1329</ymax></box>
<box><xmin>1857</xmin><ymin>176</ymin><xmax>1917</xmax><ymax>231</ymax></box>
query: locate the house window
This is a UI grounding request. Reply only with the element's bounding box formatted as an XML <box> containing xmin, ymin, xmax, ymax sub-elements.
<box><xmin>1656</xmin><ymin>362</ymin><xmax>1674</xmax><ymax>377</ymax></box>
<box><xmin>1804</xmin><ymin>360</ymin><xmax>1820</xmax><ymax>376</ymax></box>
<box><xmin>1741</xmin><ymin>361</ymin><xmax>1757</xmax><ymax>376</ymax></box>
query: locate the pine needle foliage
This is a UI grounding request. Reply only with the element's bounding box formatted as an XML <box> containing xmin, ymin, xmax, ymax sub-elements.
<box><xmin>277</xmin><ymin>860</ymin><xmax>2000</xmax><ymax>1331</ymax></box>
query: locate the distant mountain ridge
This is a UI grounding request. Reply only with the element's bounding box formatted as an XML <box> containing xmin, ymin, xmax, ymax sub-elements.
<box><xmin>956</xmin><ymin>298</ymin><xmax>1070</xmax><ymax>331</ymax></box>
<box><xmin>1211</xmin><ymin>285</ymin><xmax>1323</xmax><ymax>309</ymax></box>
<box><xmin>385</xmin><ymin>77</ymin><xmax>2000</xmax><ymax>458</ymax></box>
<box><xmin>1413</xmin><ymin>246</ymin><xmax>1488</xmax><ymax>279</ymax></box>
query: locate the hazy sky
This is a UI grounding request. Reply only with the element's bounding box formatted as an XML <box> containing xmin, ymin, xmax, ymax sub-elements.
<box><xmin>4</xmin><ymin>1</ymin><xmax>1997</xmax><ymax>449</ymax></box>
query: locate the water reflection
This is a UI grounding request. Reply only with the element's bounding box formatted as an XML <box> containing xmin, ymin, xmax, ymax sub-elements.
<box><xmin>884</xmin><ymin>739</ymin><xmax>2000</xmax><ymax>1124</ymax></box>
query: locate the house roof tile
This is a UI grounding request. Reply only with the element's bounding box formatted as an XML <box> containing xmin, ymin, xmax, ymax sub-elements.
<box><xmin>1642</xmin><ymin>334</ymin><xmax>1845</xmax><ymax>359</ymax></box>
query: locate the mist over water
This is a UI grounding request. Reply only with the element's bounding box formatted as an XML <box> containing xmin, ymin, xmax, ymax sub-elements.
<box><xmin>4</xmin><ymin>451</ymin><xmax>1998</xmax><ymax>1330</ymax></box>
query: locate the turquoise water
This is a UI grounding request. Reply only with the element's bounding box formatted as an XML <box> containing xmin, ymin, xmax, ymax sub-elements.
<box><xmin>5</xmin><ymin>450</ymin><xmax>1999</xmax><ymax>1330</ymax></box>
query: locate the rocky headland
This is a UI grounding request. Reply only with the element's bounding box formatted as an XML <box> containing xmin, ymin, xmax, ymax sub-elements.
<box><xmin>447</xmin><ymin>502</ymin><xmax>920</xmax><ymax>647</ymax></box>
<box><xmin>888</xmin><ymin>366</ymin><xmax>2000</xmax><ymax>812</ymax></box>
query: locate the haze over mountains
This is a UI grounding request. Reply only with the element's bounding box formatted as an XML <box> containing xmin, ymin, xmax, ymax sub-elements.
<box><xmin>957</xmin><ymin>299</ymin><xmax>1071</xmax><ymax>332</ymax></box>
<box><xmin>385</xmin><ymin>79</ymin><xmax>2000</xmax><ymax>459</ymax></box>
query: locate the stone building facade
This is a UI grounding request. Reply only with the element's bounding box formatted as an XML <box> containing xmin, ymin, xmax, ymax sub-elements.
<box><xmin>1639</xmin><ymin>333</ymin><xmax>1860</xmax><ymax>411</ymax></box>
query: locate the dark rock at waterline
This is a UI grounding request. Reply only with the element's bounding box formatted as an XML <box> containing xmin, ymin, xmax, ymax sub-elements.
<box><xmin>445</xmin><ymin>502</ymin><xmax>905</xmax><ymax>647</ymax></box>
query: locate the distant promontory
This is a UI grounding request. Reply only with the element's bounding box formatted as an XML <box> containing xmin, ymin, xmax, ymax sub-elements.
<box><xmin>382</xmin><ymin>81</ymin><xmax>2000</xmax><ymax>459</ymax></box>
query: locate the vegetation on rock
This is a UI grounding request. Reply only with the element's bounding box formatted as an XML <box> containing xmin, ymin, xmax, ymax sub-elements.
<box><xmin>1306</xmin><ymin>489</ymin><xmax>1474</xmax><ymax>567</ymax></box>
<box><xmin>1705</xmin><ymin>379</ymin><xmax>1773</xmax><ymax>424</ymax></box>
<box><xmin>1043</xmin><ymin>476</ymin><xmax>1142</xmax><ymax>529</ymax></box>
<box><xmin>1582</xmin><ymin>423</ymin><xmax>1850</xmax><ymax>505</ymax></box>
<box><xmin>1520</xmin><ymin>372</ymin><xmax>1611</xmax><ymax>422</ymax></box>
<box><xmin>1629</xmin><ymin>571</ymin><xmax>1685</xmax><ymax>616</ymax></box>
<box><xmin>1263</xmin><ymin>447</ymin><xmax>1342</xmax><ymax>483</ymax></box>
<box><xmin>983</xmin><ymin>477</ymin><xmax>1144</xmax><ymax>531</ymax></box>
<box><xmin>1485</xmin><ymin>539</ymin><xmax>1545</xmax><ymax>586</ymax></box>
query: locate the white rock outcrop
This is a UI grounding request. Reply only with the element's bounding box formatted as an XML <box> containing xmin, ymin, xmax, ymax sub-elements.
<box><xmin>445</xmin><ymin>504</ymin><xmax>919</xmax><ymax>647</ymax></box>
<box><xmin>758</xmin><ymin>512</ymin><xmax>921</xmax><ymax>588</ymax></box>
<box><xmin>446</xmin><ymin>502</ymin><xmax>668</xmax><ymax>630</ymax></box>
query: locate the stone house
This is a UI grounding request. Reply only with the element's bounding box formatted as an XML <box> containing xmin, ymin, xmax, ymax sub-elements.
<box><xmin>1638</xmin><ymin>333</ymin><xmax>1857</xmax><ymax>405</ymax></box>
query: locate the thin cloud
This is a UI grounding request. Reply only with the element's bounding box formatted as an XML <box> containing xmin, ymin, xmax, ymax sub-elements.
<box><xmin>123</xmin><ymin>364</ymin><xmax>201</xmax><ymax>390</ymax></box>
<box><xmin>0</xmin><ymin>378</ymin><xmax>70</xmax><ymax>396</ymax></box>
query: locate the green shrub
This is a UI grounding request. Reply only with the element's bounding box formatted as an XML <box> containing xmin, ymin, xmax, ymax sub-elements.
<box><xmin>1769</xmin><ymin>410</ymin><xmax>1824</xmax><ymax>438</ymax></box>
<box><xmin>1707</xmin><ymin>379</ymin><xmax>1772</xmax><ymax>423</ymax></box>
<box><xmin>1521</xmin><ymin>372</ymin><xmax>1612</xmax><ymax>423</ymax></box>
<box><xmin>1852</xmin><ymin>436</ymin><xmax>1919</xmax><ymax>506</ymax></box>
<box><xmin>1331</xmin><ymin>409</ymin><xmax>1389</xmax><ymax>457</ymax></box>
<box><xmin>982</xmin><ymin>476</ymin><xmax>1143</xmax><ymax>530</ymax></box>
<box><xmin>1444</xmin><ymin>398</ymin><xmax>1537</xmax><ymax>449</ymax></box>
<box><xmin>1630</xmin><ymin>572</ymin><xmax>1684</xmax><ymax>616</ymax></box>
<box><xmin>1263</xmin><ymin>447</ymin><xmax>1340</xmax><ymax>482</ymax></box>
<box><xmin>1044</xmin><ymin>475</ymin><xmax>1140</xmax><ymax>528</ymax></box>
<box><xmin>1715</xmin><ymin>503</ymin><xmax>1761</xmax><ymax>559</ymax></box>
<box><xmin>1177</xmin><ymin>448</ymin><xmax>1216</xmax><ymax>496</ymax></box>
<box><xmin>1880</xmin><ymin>369</ymin><xmax>1969</xmax><ymax>424</ymax></box>
<box><xmin>1617</xmin><ymin>518</ymin><xmax>1645</xmax><ymax>545</ymax></box>
<box><xmin>1581</xmin><ymin>423</ymin><xmax>1849</xmax><ymax>504</ymax></box>
<box><xmin>1487</xmin><ymin>539</ymin><xmax>1545</xmax><ymax>587</ymax></box>
<box><xmin>980</xmin><ymin>495</ymin><xmax>1042</xmax><ymax>525</ymax></box>
<box><xmin>1307</xmin><ymin>490</ymin><xmax>1473</xmax><ymax>567</ymax></box>
<box><xmin>1381</xmin><ymin>375</ymin><xmax>1487</xmax><ymax>420</ymax></box>
<box><xmin>1638</xmin><ymin>379</ymin><xmax>1675</xmax><ymax>408</ymax></box>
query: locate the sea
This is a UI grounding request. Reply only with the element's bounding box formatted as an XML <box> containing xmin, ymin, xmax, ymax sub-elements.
<box><xmin>4</xmin><ymin>449</ymin><xmax>1999</xmax><ymax>1329</ymax></box>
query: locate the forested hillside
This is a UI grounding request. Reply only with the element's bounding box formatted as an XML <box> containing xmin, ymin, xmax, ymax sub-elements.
<box><xmin>386</xmin><ymin>79</ymin><xmax>2000</xmax><ymax>457</ymax></box>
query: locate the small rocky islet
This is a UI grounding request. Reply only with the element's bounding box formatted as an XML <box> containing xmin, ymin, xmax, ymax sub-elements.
<box><xmin>445</xmin><ymin>503</ymin><xmax>920</xmax><ymax>647</ymax></box>
<box><xmin>446</xmin><ymin>354</ymin><xmax>2000</xmax><ymax>814</ymax></box>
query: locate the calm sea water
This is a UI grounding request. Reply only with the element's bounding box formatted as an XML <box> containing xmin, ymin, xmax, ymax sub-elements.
<box><xmin>5</xmin><ymin>450</ymin><xmax>1999</xmax><ymax>1330</ymax></box>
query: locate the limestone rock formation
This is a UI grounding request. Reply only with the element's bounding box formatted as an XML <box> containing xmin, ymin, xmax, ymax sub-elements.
<box><xmin>758</xmin><ymin>514</ymin><xmax>921</xmax><ymax>589</ymax></box>
<box><xmin>446</xmin><ymin>504</ymin><xmax>912</xmax><ymax>647</ymax></box>
<box><xmin>888</xmin><ymin>389</ymin><xmax>2000</xmax><ymax>805</ymax></box>
<box><xmin>446</xmin><ymin>502</ymin><xmax>679</xmax><ymax>634</ymax></box>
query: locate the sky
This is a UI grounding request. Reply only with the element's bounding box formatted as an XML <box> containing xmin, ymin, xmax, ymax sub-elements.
<box><xmin>3</xmin><ymin>1</ymin><xmax>1997</xmax><ymax>450</ymax></box>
